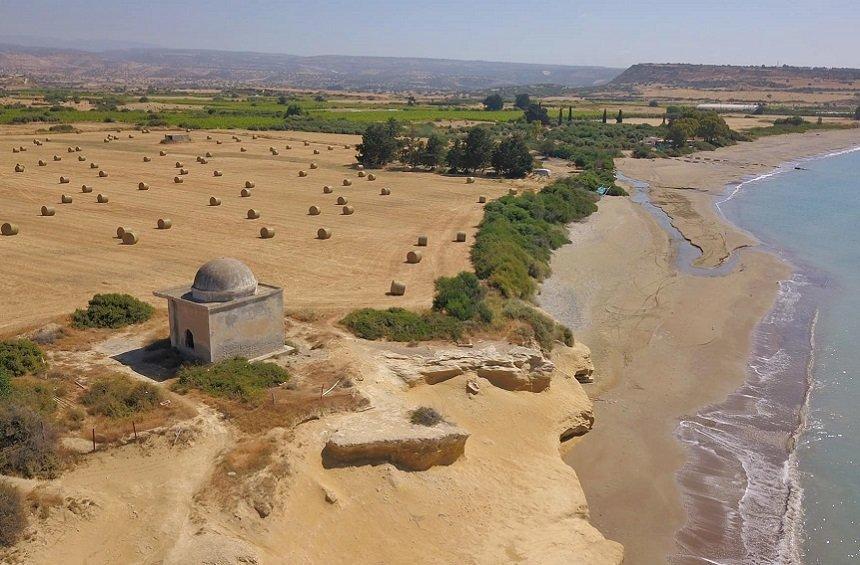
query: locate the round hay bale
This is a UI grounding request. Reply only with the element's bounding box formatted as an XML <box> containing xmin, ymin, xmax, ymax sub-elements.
<box><xmin>104</xmin><ymin>138</ymin><xmax>109</xmax><ymax>143</ymax></box>
<box><xmin>59</xmin><ymin>176</ymin><xmax>70</xmax><ymax>184</ymax></box>
<box><xmin>90</xmin><ymin>162</ymin><xmax>99</xmax><ymax>169</ymax></box>
<box><xmin>417</xmin><ymin>235</ymin><xmax>428</xmax><ymax>246</ymax></box>
<box><xmin>12</xmin><ymin>147</ymin><xmax>19</xmax><ymax>154</ymax></box>
<box><xmin>75</xmin><ymin>146</ymin><xmax>81</xmax><ymax>152</ymax></box>
<box><xmin>259</xmin><ymin>226</ymin><xmax>276</xmax><ymax>239</ymax></box>
<box><xmin>406</xmin><ymin>250</ymin><xmax>422</xmax><ymax>264</ymax></box>
<box><xmin>213</xmin><ymin>170</ymin><xmax>223</xmax><ymax>177</ymax></box>
<box><xmin>174</xmin><ymin>176</ymin><xmax>183</xmax><ymax>184</ymax></box>
<box><xmin>206</xmin><ymin>135</ymin><xmax>212</xmax><ymax>140</ymax></box>
<box><xmin>253</xmin><ymin>135</ymin><xmax>259</xmax><ymax>140</ymax></box>
<box><xmin>40</xmin><ymin>206</ymin><xmax>55</xmax><ymax>217</ymax></box>
<box><xmin>128</xmin><ymin>134</ymin><xmax>134</xmax><ymax>139</ymax></box>
<box><xmin>271</xmin><ymin>149</ymin><xmax>280</xmax><ymax>156</ymax></box>
<box><xmin>309</xmin><ymin>162</ymin><xmax>318</xmax><ymax>169</ymax></box>
<box><xmin>61</xmin><ymin>195</ymin><xmax>73</xmax><ymax>204</ymax></box>
<box><xmin>159</xmin><ymin>150</ymin><xmax>167</xmax><ymax>156</ymax></box>
<box><xmin>78</xmin><ymin>155</ymin><xmax>86</xmax><ymax>161</ymax></box>
<box><xmin>81</xmin><ymin>184</ymin><xmax>93</xmax><ymax>193</ymax></box>
<box><xmin>240</xmin><ymin>188</ymin><xmax>252</xmax><ymax>197</ymax></box>
<box><xmin>336</xmin><ymin>196</ymin><xmax>349</xmax><ymax>205</ymax></box>
<box><xmin>285</xmin><ymin>144</ymin><xmax>292</xmax><ymax>150</ymax></box>
<box><xmin>389</xmin><ymin>280</ymin><xmax>406</xmax><ymax>296</ymax></box>
<box><xmin>344</xmin><ymin>144</ymin><xmax>351</xmax><ymax>149</ymax></box>
<box><xmin>98</xmin><ymin>170</ymin><xmax>108</xmax><ymax>178</ymax></box>
<box><xmin>143</xmin><ymin>156</ymin><xmax>152</xmax><ymax>162</ymax></box>
<box><xmin>175</xmin><ymin>161</ymin><xmax>184</xmax><ymax>168</ymax></box>
<box><xmin>508</xmin><ymin>188</ymin><xmax>518</xmax><ymax>195</ymax></box>
<box><xmin>308</xmin><ymin>205</ymin><xmax>321</xmax><ymax>215</ymax></box>
<box><xmin>304</xmin><ymin>141</ymin><xmax>310</xmax><ymax>146</ymax></box>
<box><xmin>97</xmin><ymin>194</ymin><xmax>109</xmax><ymax>203</ymax></box>
<box><xmin>466</xmin><ymin>176</ymin><xmax>476</xmax><ymax>184</ymax></box>
<box><xmin>1</xmin><ymin>223</ymin><xmax>19</xmax><ymax>236</ymax></box>
<box><xmin>121</xmin><ymin>231</ymin><xmax>139</xmax><ymax>245</ymax></box>
<box><xmin>244</xmin><ymin>181</ymin><xmax>255</xmax><ymax>189</ymax></box>
<box><xmin>380</xmin><ymin>187</ymin><xmax>391</xmax><ymax>196</ymax></box>
<box><xmin>240</xmin><ymin>147</ymin><xmax>247</xmax><ymax>152</ymax></box>
<box><xmin>323</xmin><ymin>185</ymin><xmax>333</xmax><ymax>194</ymax></box>
<box><xmin>341</xmin><ymin>205</ymin><xmax>354</xmax><ymax>215</ymax></box>
<box><xmin>38</xmin><ymin>160</ymin><xmax>47</xmax><ymax>167</ymax></box>
<box><xmin>357</xmin><ymin>171</ymin><xmax>366</xmax><ymax>178</ymax></box>
<box><xmin>216</xmin><ymin>140</ymin><xmax>223</xmax><ymax>145</ymax></box>
<box><xmin>356</xmin><ymin>164</ymin><xmax>365</xmax><ymax>171</ymax></box>
<box><xmin>67</xmin><ymin>147</ymin><xmax>74</xmax><ymax>153</ymax></box>
<box><xmin>268</xmin><ymin>146</ymin><xmax>275</xmax><ymax>152</ymax></box>
<box><xmin>209</xmin><ymin>196</ymin><xmax>221</xmax><ymax>206</ymax></box>
<box><xmin>53</xmin><ymin>155</ymin><xmax>61</xmax><ymax>161</ymax></box>
<box><xmin>317</xmin><ymin>227</ymin><xmax>332</xmax><ymax>240</ymax></box>
<box><xmin>313</xmin><ymin>149</ymin><xmax>320</xmax><ymax>155</ymax></box>
<box><xmin>14</xmin><ymin>164</ymin><xmax>24</xmax><ymax>172</ymax></box>
<box><xmin>142</xmin><ymin>129</ymin><xmax>150</xmax><ymax>133</ymax></box>
<box><xmin>455</xmin><ymin>231</ymin><xmax>467</xmax><ymax>242</ymax></box>
<box><xmin>247</xmin><ymin>209</ymin><xmax>260</xmax><ymax>219</ymax></box>
<box><xmin>298</xmin><ymin>170</ymin><xmax>308</xmax><ymax>177</ymax></box>
<box><xmin>179</xmin><ymin>168</ymin><xmax>189</xmax><ymax>175</ymax></box>
<box><xmin>327</xmin><ymin>145</ymin><xmax>334</xmax><ymax>150</ymax></box>
<box><xmin>157</xmin><ymin>218</ymin><xmax>172</xmax><ymax>230</ymax></box>
<box><xmin>367</xmin><ymin>173</ymin><xmax>376</xmax><ymax>181</ymax></box>
<box><xmin>196</xmin><ymin>156</ymin><xmax>204</xmax><ymax>163</ymax></box>
<box><xmin>199</xmin><ymin>158</ymin><xmax>208</xmax><ymax>165</ymax></box>
<box><xmin>478</xmin><ymin>195</ymin><xmax>487</xmax><ymax>203</ymax></box>
<box><xmin>116</xmin><ymin>226</ymin><xmax>130</xmax><ymax>238</ymax></box>
<box><xmin>18</xmin><ymin>146</ymin><xmax>26</xmax><ymax>152</ymax></box>
<box><xmin>138</xmin><ymin>182</ymin><xmax>150</xmax><ymax>190</ymax></box>
<box><xmin>342</xmin><ymin>179</ymin><xmax>352</xmax><ymax>186</ymax></box>
<box><xmin>205</xmin><ymin>151</ymin><xmax>213</xmax><ymax>158</ymax></box>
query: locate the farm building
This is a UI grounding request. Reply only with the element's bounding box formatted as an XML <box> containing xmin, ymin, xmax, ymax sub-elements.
<box><xmin>154</xmin><ymin>258</ymin><xmax>284</xmax><ymax>363</ymax></box>
<box><xmin>162</xmin><ymin>133</ymin><xmax>192</xmax><ymax>143</ymax></box>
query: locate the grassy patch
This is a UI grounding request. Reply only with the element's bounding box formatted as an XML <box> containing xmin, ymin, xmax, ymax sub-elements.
<box><xmin>71</xmin><ymin>293</ymin><xmax>154</xmax><ymax>329</ymax></box>
<box><xmin>501</xmin><ymin>300</ymin><xmax>573</xmax><ymax>351</ymax></box>
<box><xmin>173</xmin><ymin>358</ymin><xmax>289</xmax><ymax>402</ymax></box>
<box><xmin>409</xmin><ymin>406</ymin><xmax>444</xmax><ymax>427</ymax></box>
<box><xmin>0</xmin><ymin>339</ymin><xmax>46</xmax><ymax>386</ymax></box>
<box><xmin>80</xmin><ymin>375</ymin><xmax>163</xmax><ymax>419</ymax></box>
<box><xmin>340</xmin><ymin>308</ymin><xmax>463</xmax><ymax>342</ymax></box>
<box><xmin>746</xmin><ymin>119</ymin><xmax>856</xmax><ymax>138</ymax></box>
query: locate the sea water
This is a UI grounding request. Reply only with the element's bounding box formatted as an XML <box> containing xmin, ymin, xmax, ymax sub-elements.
<box><xmin>706</xmin><ymin>147</ymin><xmax>860</xmax><ymax>563</ymax></box>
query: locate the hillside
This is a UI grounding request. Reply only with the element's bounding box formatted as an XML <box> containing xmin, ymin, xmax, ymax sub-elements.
<box><xmin>0</xmin><ymin>44</ymin><xmax>622</xmax><ymax>91</ymax></box>
<box><xmin>610</xmin><ymin>63</ymin><xmax>860</xmax><ymax>91</ymax></box>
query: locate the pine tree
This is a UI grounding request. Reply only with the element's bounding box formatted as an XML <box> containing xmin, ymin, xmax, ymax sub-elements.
<box><xmin>602</xmin><ymin>109</ymin><xmax>607</xmax><ymax>124</ymax></box>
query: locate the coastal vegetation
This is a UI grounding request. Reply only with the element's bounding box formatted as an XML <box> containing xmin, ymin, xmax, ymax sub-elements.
<box><xmin>0</xmin><ymin>482</ymin><xmax>26</xmax><ymax>547</ymax></box>
<box><xmin>173</xmin><ymin>358</ymin><xmax>289</xmax><ymax>402</ymax></box>
<box><xmin>80</xmin><ymin>375</ymin><xmax>163</xmax><ymax>419</ymax></box>
<box><xmin>0</xmin><ymin>339</ymin><xmax>47</xmax><ymax>392</ymax></box>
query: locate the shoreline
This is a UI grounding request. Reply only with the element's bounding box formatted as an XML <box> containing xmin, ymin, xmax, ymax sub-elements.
<box><xmin>539</xmin><ymin>127</ymin><xmax>860</xmax><ymax>563</ymax></box>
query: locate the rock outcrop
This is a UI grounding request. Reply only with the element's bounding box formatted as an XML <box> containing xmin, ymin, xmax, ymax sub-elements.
<box><xmin>551</xmin><ymin>342</ymin><xmax>595</xmax><ymax>383</ymax></box>
<box><xmin>386</xmin><ymin>345</ymin><xmax>555</xmax><ymax>392</ymax></box>
<box><xmin>322</xmin><ymin>413</ymin><xmax>469</xmax><ymax>471</ymax></box>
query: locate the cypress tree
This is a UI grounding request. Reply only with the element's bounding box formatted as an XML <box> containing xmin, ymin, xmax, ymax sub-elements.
<box><xmin>567</xmin><ymin>106</ymin><xmax>573</xmax><ymax>122</ymax></box>
<box><xmin>616</xmin><ymin>109</ymin><xmax>623</xmax><ymax>123</ymax></box>
<box><xmin>557</xmin><ymin>108</ymin><xmax>563</xmax><ymax>125</ymax></box>
<box><xmin>602</xmin><ymin>109</ymin><xmax>607</xmax><ymax>124</ymax></box>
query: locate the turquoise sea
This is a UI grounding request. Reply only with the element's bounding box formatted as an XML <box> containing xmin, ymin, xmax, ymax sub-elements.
<box><xmin>668</xmin><ymin>146</ymin><xmax>860</xmax><ymax>564</ymax></box>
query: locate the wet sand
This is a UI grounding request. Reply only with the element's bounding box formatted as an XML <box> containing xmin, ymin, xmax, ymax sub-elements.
<box><xmin>542</xmin><ymin>128</ymin><xmax>860</xmax><ymax>563</ymax></box>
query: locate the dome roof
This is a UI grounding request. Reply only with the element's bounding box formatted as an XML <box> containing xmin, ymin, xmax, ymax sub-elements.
<box><xmin>191</xmin><ymin>257</ymin><xmax>258</xmax><ymax>302</ymax></box>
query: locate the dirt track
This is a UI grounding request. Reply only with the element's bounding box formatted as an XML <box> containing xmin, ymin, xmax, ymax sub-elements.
<box><xmin>1</xmin><ymin>126</ymin><xmax>512</xmax><ymax>333</ymax></box>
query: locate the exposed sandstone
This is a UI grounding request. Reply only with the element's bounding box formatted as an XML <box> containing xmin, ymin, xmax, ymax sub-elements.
<box><xmin>551</xmin><ymin>342</ymin><xmax>595</xmax><ymax>383</ymax></box>
<box><xmin>322</xmin><ymin>413</ymin><xmax>468</xmax><ymax>471</ymax></box>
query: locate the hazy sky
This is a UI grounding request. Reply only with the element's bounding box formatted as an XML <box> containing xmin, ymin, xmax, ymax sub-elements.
<box><xmin>1</xmin><ymin>0</ymin><xmax>858</xmax><ymax>68</ymax></box>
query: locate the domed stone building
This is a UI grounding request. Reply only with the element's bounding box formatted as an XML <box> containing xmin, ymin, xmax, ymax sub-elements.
<box><xmin>154</xmin><ymin>258</ymin><xmax>284</xmax><ymax>363</ymax></box>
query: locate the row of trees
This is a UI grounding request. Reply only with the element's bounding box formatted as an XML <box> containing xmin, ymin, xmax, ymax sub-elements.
<box><xmin>356</xmin><ymin>119</ymin><xmax>534</xmax><ymax>178</ymax></box>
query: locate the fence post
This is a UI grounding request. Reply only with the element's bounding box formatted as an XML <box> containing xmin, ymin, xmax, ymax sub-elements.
<box><xmin>132</xmin><ymin>421</ymin><xmax>138</xmax><ymax>440</ymax></box>
<box><xmin>92</xmin><ymin>428</ymin><xmax>96</xmax><ymax>452</ymax></box>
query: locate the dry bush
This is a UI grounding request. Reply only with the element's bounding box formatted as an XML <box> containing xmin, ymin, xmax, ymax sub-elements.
<box><xmin>409</xmin><ymin>406</ymin><xmax>444</xmax><ymax>427</ymax></box>
<box><xmin>0</xmin><ymin>482</ymin><xmax>27</xmax><ymax>547</ymax></box>
<box><xmin>0</xmin><ymin>403</ymin><xmax>62</xmax><ymax>478</ymax></box>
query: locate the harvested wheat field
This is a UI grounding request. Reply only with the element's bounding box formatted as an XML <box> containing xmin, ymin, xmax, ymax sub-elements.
<box><xmin>0</xmin><ymin>126</ymin><xmax>512</xmax><ymax>333</ymax></box>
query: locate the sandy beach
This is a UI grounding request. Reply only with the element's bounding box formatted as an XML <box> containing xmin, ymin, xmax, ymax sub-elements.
<box><xmin>541</xmin><ymin>127</ymin><xmax>860</xmax><ymax>563</ymax></box>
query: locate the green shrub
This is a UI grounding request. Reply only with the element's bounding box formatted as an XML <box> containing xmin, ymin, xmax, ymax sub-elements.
<box><xmin>433</xmin><ymin>272</ymin><xmax>492</xmax><ymax>322</ymax></box>
<box><xmin>0</xmin><ymin>340</ymin><xmax>46</xmax><ymax>395</ymax></box>
<box><xmin>0</xmin><ymin>403</ymin><xmax>62</xmax><ymax>479</ymax></box>
<box><xmin>341</xmin><ymin>308</ymin><xmax>462</xmax><ymax>342</ymax></box>
<box><xmin>71</xmin><ymin>293</ymin><xmax>154</xmax><ymax>329</ymax></box>
<box><xmin>81</xmin><ymin>375</ymin><xmax>162</xmax><ymax>418</ymax></box>
<box><xmin>174</xmin><ymin>358</ymin><xmax>289</xmax><ymax>402</ymax></box>
<box><xmin>0</xmin><ymin>482</ymin><xmax>27</xmax><ymax>547</ymax></box>
<box><xmin>502</xmin><ymin>300</ymin><xmax>573</xmax><ymax>351</ymax></box>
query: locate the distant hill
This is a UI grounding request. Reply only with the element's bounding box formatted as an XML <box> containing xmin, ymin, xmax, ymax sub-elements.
<box><xmin>0</xmin><ymin>44</ymin><xmax>622</xmax><ymax>91</ymax></box>
<box><xmin>609</xmin><ymin>63</ymin><xmax>860</xmax><ymax>90</ymax></box>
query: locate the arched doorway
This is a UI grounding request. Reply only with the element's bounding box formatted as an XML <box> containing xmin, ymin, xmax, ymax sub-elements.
<box><xmin>184</xmin><ymin>329</ymin><xmax>194</xmax><ymax>349</ymax></box>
